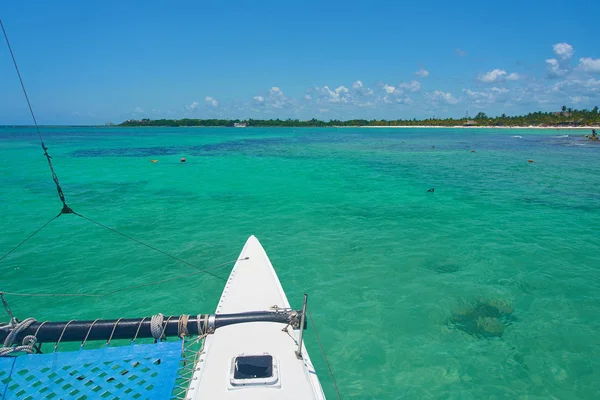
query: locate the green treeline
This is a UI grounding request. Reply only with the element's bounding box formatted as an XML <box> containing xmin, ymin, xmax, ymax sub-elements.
<box><xmin>119</xmin><ymin>106</ymin><xmax>600</xmax><ymax>127</ymax></box>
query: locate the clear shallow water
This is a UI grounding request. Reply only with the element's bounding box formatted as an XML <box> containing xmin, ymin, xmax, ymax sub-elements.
<box><xmin>1</xmin><ymin>126</ymin><xmax>599</xmax><ymax>399</ymax></box>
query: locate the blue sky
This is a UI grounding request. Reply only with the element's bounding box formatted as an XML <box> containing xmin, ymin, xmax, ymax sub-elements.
<box><xmin>1</xmin><ymin>0</ymin><xmax>599</xmax><ymax>124</ymax></box>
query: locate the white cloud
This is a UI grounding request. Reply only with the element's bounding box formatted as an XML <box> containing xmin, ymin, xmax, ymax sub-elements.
<box><xmin>428</xmin><ymin>90</ymin><xmax>458</xmax><ymax>104</ymax></box>
<box><xmin>205</xmin><ymin>96</ymin><xmax>218</xmax><ymax>107</ymax></box>
<box><xmin>315</xmin><ymin>85</ymin><xmax>352</xmax><ymax>103</ymax></box>
<box><xmin>356</xmin><ymin>101</ymin><xmax>376</xmax><ymax>107</ymax></box>
<box><xmin>479</xmin><ymin>69</ymin><xmax>507</xmax><ymax>82</ymax></box>
<box><xmin>463</xmin><ymin>87</ymin><xmax>510</xmax><ymax>105</ymax></box>
<box><xmin>355</xmin><ymin>85</ymin><xmax>374</xmax><ymax>96</ymax></box>
<box><xmin>464</xmin><ymin>89</ymin><xmax>492</xmax><ymax>102</ymax></box>
<box><xmin>270</xmin><ymin>87</ymin><xmax>283</xmax><ymax>96</ymax></box>
<box><xmin>383</xmin><ymin>84</ymin><xmax>397</xmax><ymax>94</ymax></box>
<box><xmin>570</xmin><ymin>96</ymin><xmax>587</xmax><ymax>104</ymax></box>
<box><xmin>456</xmin><ymin>48</ymin><xmax>468</xmax><ymax>57</ymax></box>
<box><xmin>578</xmin><ymin>57</ymin><xmax>600</xmax><ymax>73</ymax></box>
<box><xmin>553</xmin><ymin>43</ymin><xmax>574</xmax><ymax>60</ymax></box>
<box><xmin>185</xmin><ymin>101</ymin><xmax>199</xmax><ymax>111</ymax></box>
<box><xmin>163</xmin><ymin>63</ymin><xmax>600</xmax><ymax>118</ymax></box>
<box><xmin>551</xmin><ymin>78</ymin><xmax>600</xmax><ymax>93</ymax></box>
<box><xmin>399</xmin><ymin>80</ymin><xmax>421</xmax><ymax>92</ymax></box>
<box><xmin>415</xmin><ymin>68</ymin><xmax>429</xmax><ymax>78</ymax></box>
<box><xmin>479</xmin><ymin>69</ymin><xmax>522</xmax><ymax>83</ymax></box>
<box><xmin>133</xmin><ymin>106</ymin><xmax>144</xmax><ymax>113</ymax></box>
<box><xmin>251</xmin><ymin>86</ymin><xmax>298</xmax><ymax>111</ymax></box>
<box><xmin>311</xmin><ymin>82</ymin><xmax>378</xmax><ymax>107</ymax></box>
<box><xmin>546</xmin><ymin>58</ymin><xmax>568</xmax><ymax>77</ymax></box>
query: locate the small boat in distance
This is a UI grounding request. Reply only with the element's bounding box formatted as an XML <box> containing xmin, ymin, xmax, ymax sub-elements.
<box><xmin>0</xmin><ymin>20</ymin><xmax>330</xmax><ymax>398</ymax></box>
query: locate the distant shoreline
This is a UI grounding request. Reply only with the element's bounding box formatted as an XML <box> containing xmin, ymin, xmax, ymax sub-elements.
<box><xmin>116</xmin><ymin>108</ymin><xmax>600</xmax><ymax>129</ymax></box>
<box><xmin>350</xmin><ymin>125</ymin><xmax>600</xmax><ymax>130</ymax></box>
<box><xmin>2</xmin><ymin>125</ymin><xmax>599</xmax><ymax>130</ymax></box>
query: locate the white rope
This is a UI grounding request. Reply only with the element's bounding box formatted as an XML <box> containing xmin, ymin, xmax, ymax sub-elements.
<box><xmin>132</xmin><ymin>317</ymin><xmax>146</xmax><ymax>343</ymax></box>
<box><xmin>2</xmin><ymin>318</ymin><xmax>36</xmax><ymax>347</ymax></box>
<box><xmin>197</xmin><ymin>314</ymin><xmax>208</xmax><ymax>337</ymax></box>
<box><xmin>0</xmin><ymin>318</ymin><xmax>37</xmax><ymax>356</ymax></box>
<box><xmin>81</xmin><ymin>319</ymin><xmax>100</xmax><ymax>348</ymax></box>
<box><xmin>54</xmin><ymin>320</ymin><xmax>74</xmax><ymax>352</ymax></box>
<box><xmin>0</xmin><ymin>335</ymin><xmax>37</xmax><ymax>356</ymax></box>
<box><xmin>178</xmin><ymin>315</ymin><xmax>189</xmax><ymax>338</ymax></box>
<box><xmin>160</xmin><ymin>315</ymin><xmax>173</xmax><ymax>339</ymax></box>
<box><xmin>150</xmin><ymin>313</ymin><xmax>165</xmax><ymax>340</ymax></box>
<box><xmin>106</xmin><ymin>318</ymin><xmax>123</xmax><ymax>345</ymax></box>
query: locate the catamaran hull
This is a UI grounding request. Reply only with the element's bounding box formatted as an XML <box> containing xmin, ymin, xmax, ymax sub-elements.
<box><xmin>186</xmin><ymin>235</ymin><xmax>326</xmax><ymax>399</ymax></box>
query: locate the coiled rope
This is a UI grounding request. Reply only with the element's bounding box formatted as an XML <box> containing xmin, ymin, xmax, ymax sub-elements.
<box><xmin>178</xmin><ymin>314</ymin><xmax>189</xmax><ymax>338</ymax></box>
<box><xmin>0</xmin><ymin>318</ymin><xmax>37</xmax><ymax>356</ymax></box>
<box><xmin>150</xmin><ymin>313</ymin><xmax>165</xmax><ymax>340</ymax></box>
<box><xmin>197</xmin><ymin>313</ymin><xmax>208</xmax><ymax>337</ymax></box>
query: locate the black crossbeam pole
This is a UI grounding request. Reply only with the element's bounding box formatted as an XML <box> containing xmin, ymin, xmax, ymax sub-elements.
<box><xmin>0</xmin><ymin>311</ymin><xmax>302</xmax><ymax>343</ymax></box>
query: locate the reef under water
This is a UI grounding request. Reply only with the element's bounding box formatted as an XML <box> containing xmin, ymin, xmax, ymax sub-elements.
<box><xmin>422</xmin><ymin>259</ymin><xmax>461</xmax><ymax>274</ymax></box>
<box><xmin>448</xmin><ymin>299</ymin><xmax>516</xmax><ymax>338</ymax></box>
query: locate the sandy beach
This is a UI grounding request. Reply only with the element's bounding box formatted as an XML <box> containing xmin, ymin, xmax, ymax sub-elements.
<box><xmin>351</xmin><ymin>125</ymin><xmax>600</xmax><ymax>130</ymax></box>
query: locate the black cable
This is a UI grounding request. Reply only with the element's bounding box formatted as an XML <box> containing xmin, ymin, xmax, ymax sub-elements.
<box><xmin>308</xmin><ymin>307</ymin><xmax>342</xmax><ymax>399</ymax></box>
<box><xmin>73</xmin><ymin>212</ymin><xmax>227</xmax><ymax>281</ymax></box>
<box><xmin>1</xmin><ymin>257</ymin><xmax>245</xmax><ymax>298</ymax></box>
<box><xmin>0</xmin><ymin>213</ymin><xmax>61</xmax><ymax>264</ymax></box>
<box><xmin>1</xmin><ymin>19</ymin><xmax>72</xmax><ymax>214</ymax></box>
<box><xmin>1</xmin><ymin>19</ymin><xmax>226</xmax><ymax>284</ymax></box>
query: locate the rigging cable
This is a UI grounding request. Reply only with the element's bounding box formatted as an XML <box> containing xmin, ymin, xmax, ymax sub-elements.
<box><xmin>1</xmin><ymin>19</ymin><xmax>72</xmax><ymax>215</ymax></box>
<box><xmin>1</xmin><ymin>293</ymin><xmax>18</xmax><ymax>324</ymax></box>
<box><xmin>307</xmin><ymin>307</ymin><xmax>342</xmax><ymax>400</ymax></box>
<box><xmin>0</xmin><ymin>213</ymin><xmax>61</xmax><ymax>264</ymax></box>
<box><xmin>73</xmin><ymin>212</ymin><xmax>227</xmax><ymax>281</ymax></box>
<box><xmin>0</xmin><ymin>209</ymin><xmax>230</xmax><ymax>282</ymax></box>
<box><xmin>0</xmin><ymin>19</ymin><xmax>228</xmax><ymax>283</ymax></box>
<box><xmin>0</xmin><ymin>257</ymin><xmax>246</xmax><ymax>298</ymax></box>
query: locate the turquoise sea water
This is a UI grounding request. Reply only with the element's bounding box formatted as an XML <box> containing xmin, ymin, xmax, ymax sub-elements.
<box><xmin>1</xmin><ymin>126</ymin><xmax>599</xmax><ymax>399</ymax></box>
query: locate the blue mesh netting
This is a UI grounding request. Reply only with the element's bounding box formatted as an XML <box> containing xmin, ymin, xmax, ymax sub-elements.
<box><xmin>0</xmin><ymin>341</ymin><xmax>182</xmax><ymax>399</ymax></box>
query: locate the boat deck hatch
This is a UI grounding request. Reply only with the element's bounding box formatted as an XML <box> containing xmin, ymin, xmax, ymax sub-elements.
<box><xmin>229</xmin><ymin>354</ymin><xmax>280</xmax><ymax>388</ymax></box>
<box><xmin>235</xmin><ymin>355</ymin><xmax>273</xmax><ymax>379</ymax></box>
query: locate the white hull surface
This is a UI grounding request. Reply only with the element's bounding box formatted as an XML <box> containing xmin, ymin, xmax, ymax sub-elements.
<box><xmin>186</xmin><ymin>236</ymin><xmax>326</xmax><ymax>399</ymax></box>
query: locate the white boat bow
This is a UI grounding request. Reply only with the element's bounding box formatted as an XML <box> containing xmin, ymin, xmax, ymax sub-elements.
<box><xmin>186</xmin><ymin>235</ymin><xmax>326</xmax><ymax>399</ymax></box>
